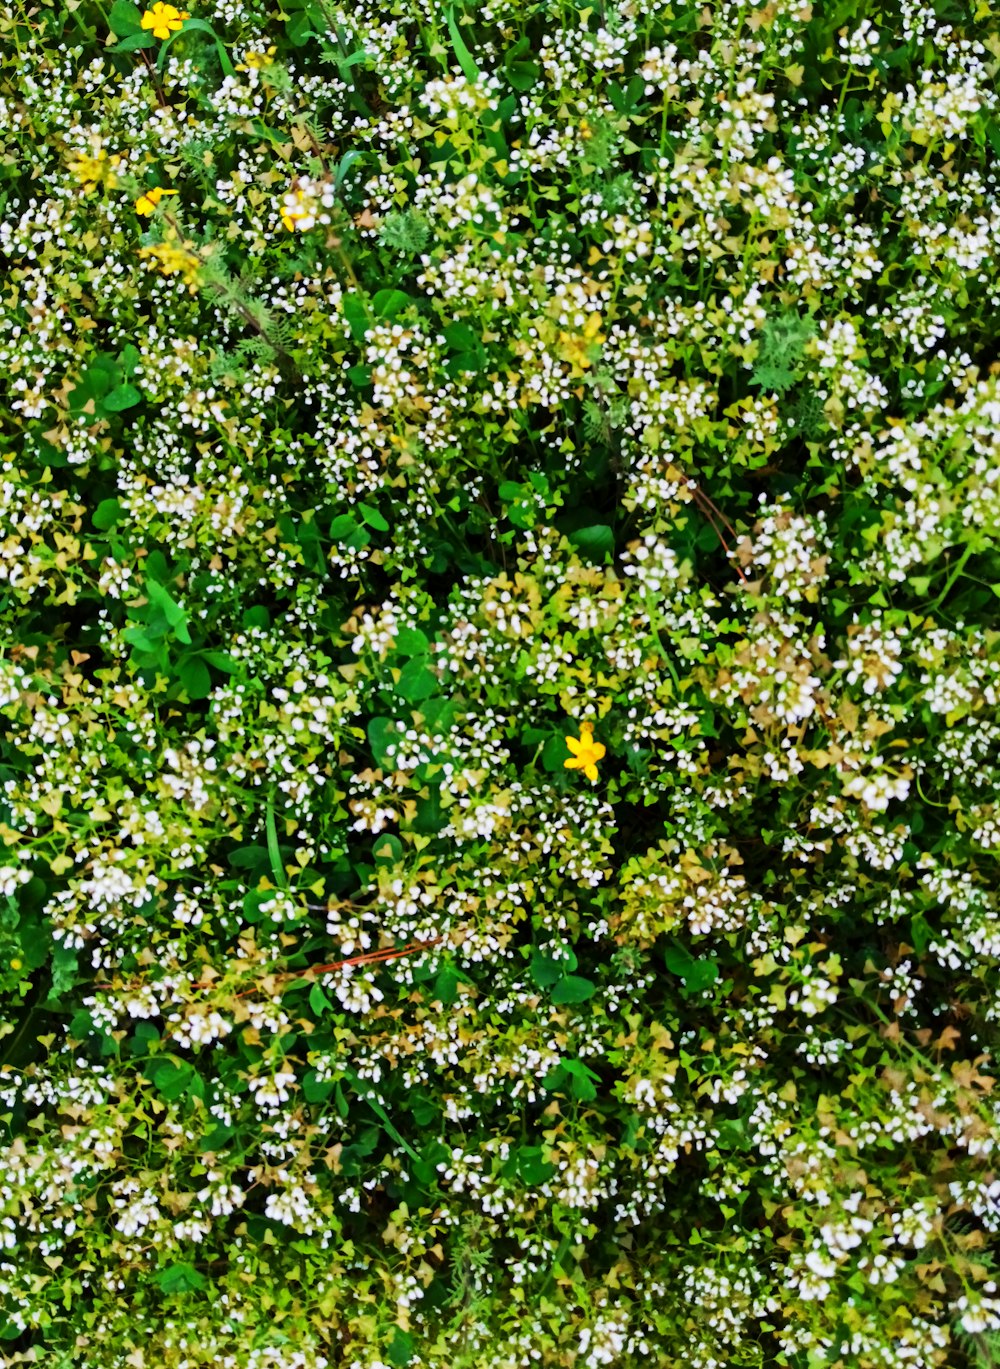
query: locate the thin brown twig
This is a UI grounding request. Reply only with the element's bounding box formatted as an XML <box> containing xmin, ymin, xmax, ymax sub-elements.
<box><xmin>230</xmin><ymin>937</ymin><xmax>445</xmax><ymax>997</ymax></box>
<box><xmin>690</xmin><ymin>487</ymin><xmax>750</xmax><ymax>585</ymax></box>
<box><xmin>94</xmin><ymin>937</ymin><xmax>446</xmax><ymax>1000</ymax></box>
<box><xmin>138</xmin><ymin>50</ymin><xmax>169</xmax><ymax>109</ymax></box>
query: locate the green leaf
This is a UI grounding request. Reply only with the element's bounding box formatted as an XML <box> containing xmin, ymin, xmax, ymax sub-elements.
<box><xmin>302</xmin><ymin>1070</ymin><xmax>335</xmax><ymax>1102</ymax></box>
<box><xmin>910</xmin><ymin>912</ymin><xmax>934</xmax><ymax>955</ymax></box>
<box><xmin>145</xmin><ymin>579</ymin><xmax>191</xmax><ymax>643</ymax></box>
<box><xmin>373</xmin><ymin>834</ymin><xmax>403</xmax><ymax>865</ymax></box>
<box><xmin>715</xmin><ymin>1119</ymin><xmax>748</xmax><ymax>1153</ymax></box>
<box><xmin>229</xmin><ymin>846</ymin><xmax>269</xmax><ymax>872</ymax></box>
<box><xmin>265</xmin><ymin>793</ymin><xmax>289</xmax><ymax>890</ymax></box>
<box><xmin>545</xmin><ymin>1059</ymin><xmax>600</xmax><ymax>1101</ymax></box>
<box><xmin>503</xmin><ymin>35</ymin><xmax>540</xmax><ymax>90</ymax></box>
<box><xmin>433</xmin><ymin>967</ymin><xmax>460</xmax><ymax>1005</ymax></box>
<box><xmin>446</xmin><ymin>7</ymin><xmax>480</xmax><ymax>81</ymax></box>
<box><xmin>146</xmin><ymin>1058</ymin><xmax>196</xmax><ymax>1102</ymax></box>
<box><xmin>69</xmin><ymin>364</ymin><xmax>114</xmax><ymax>414</ymax></box>
<box><xmin>542</xmin><ymin>733</ymin><xmax>569</xmax><ymax>773</ymax></box>
<box><xmin>156</xmin><ymin>17</ymin><xmax>235</xmax><ymax>77</ymax></box>
<box><xmin>49</xmin><ymin>943</ymin><xmax>78</xmax><ymax>999</ymax></box>
<box><xmin>388</xmin><ymin>1329</ymin><xmax>414</xmax><ymax>1368</ymax></box>
<box><xmin>103</xmin><ymin>383</ymin><xmax>143</xmax><ymax>412</ymax></box>
<box><xmin>153</xmin><ymin>1263</ymin><xmax>207</xmax><ymax>1294</ymax></box>
<box><xmin>119</xmin><ymin>343</ymin><xmax>141</xmax><ymax>375</ymax></box>
<box><xmin>359</xmin><ymin>502</ymin><xmax>390</xmax><ymax>532</ymax></box>
<box><xmin>333</xmin><ymin>148</ymin><xmax>368</xmax><ymax>195</ymax></box>
<box><xmin>93</xmin><ymin>498</ymin><xmax>123</xmax><ymax>530</ymax></box>
<box><xmin>112</xmin><ymin>29</ymin><xmax>156</xmax><ymax>50</ymax></box>
<box><xmin>69</xmin><ymin>1010</ymin><xmax>95</xmax><ymax>1041</ymax></box>
<box><xmin>515</xmin><ymin>1145</ymin><xmax>556</xmax><ymax>1185</ymax></box>
<box><xmin>530</xmin><ymin>951</ymin><xmax>564</xmax><ymax>988</ymax></box>
<box><xmin>550</xmin><ymin>975</ymin><xmax>597</xmax><ymax>1005</ymax></box>
<box><xmin>286</xmin><ymin>10</ymin><xmax>314</xmax><ymax>44</ymax></box>
<box><xmin>445</xmin><ymin>322</ymin><xmax>479</xmax><ymax>351</ymax></box>
<box><xmin>530</xmin><ymin>948</ymin><xmax>576</xmax><ymax>987</ymax></box>
<box><xmin>342</xmin><ymin>293</ymin><xmax>370</xmax><ymax>340</ymax></box>
<box><xmin>393</xmin><ymin>627</ymin><xmax>429</xmax><ymax>655</ymax></box>
<box><xmin>200</xmin><ymin>650</ymin><xmax>238</xmax><ymax>674</ymax></box>
<box><xmin>178</xmin><ymin>656</ymin><xmax>212</xmax><ymax>700</ymax></box>
<box><xmin>108</xmin><ymin>0</ymin><xmax>143</xmax><ymax>36</ymax></box>
<box><xmin>367</xmin><ymin>717</ymin><xmax>397</xmax><ymax>767</ymax></box>
<box><xmin>372</xmin><ymin>288</ymin><xmax>411</xmax><ymax>319</ymax></box>
<box><xmin>122</xmin><ymin>626</ymin><xmax>162</xmax><ymax>655</ymax></box>
<box><xmin>750</xmin><ymin>361</ymin><xmax>798</xmax><ymax>394</ymax></box>
<box><xmin>309</xmin><ymin>982</ymin><xmax>333</xmax><ymax>1015</ymax></box>
<box><xmin>561</xmin><ymin>1059</ymin><xmax>601</xmax><ymax>1101</ymax></box>
<box><xmin>344</xmin><ymin>1069</ymin><xmax>419</xmax><ymax>1160</ymax></box>
<box><xmin>664</xmin><ymin>944</ymin><xmax>719</xmax><ymax>993</ymax></box>
<box><xmin>411</xmin><ymin>788</ymin><xmax>449</xmax><ymax>835</ymax></box>
<box><xmin>329</xmin><ymin>513</ymin><xmax>371</xmax><ymax>550</ymax></box>
<box><xmin>568</xmin><ymin>524</ymin><xmax>615</xmax><ymax>563</ymax></box>
<box><xmin>407</xmin><ymin>1090</ymin><xmax>438</xmax><ymax>1127</ymax></box>
<box><xmin>129</xmin><ymin>1021</ymin><xmax>160</xmax><ymax>1056</ymax></box>
<box><xmin>396</xmin><ymin>656</ymin><xmax>438</xmax><ymax>703</ymax></box>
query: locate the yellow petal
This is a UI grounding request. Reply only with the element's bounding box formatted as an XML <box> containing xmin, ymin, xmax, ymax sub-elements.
<box><xmin>590</xmin><ymin>742</ymin><xmax>606</xmax><ymax>761</ymax></box>
<box><xmin>565</xmin><ymin>735</ymin><xmax>583</xmax><ymax>755</ymax></box>
<box><xmin>563</xmin><ymin>756</ymin><xmax>582</xmax><ymax>770</ymax></box>
<box><xmin>584</xmin><ymin>763</ymin><xmax>598</xmax><ymax>782</ymax></box>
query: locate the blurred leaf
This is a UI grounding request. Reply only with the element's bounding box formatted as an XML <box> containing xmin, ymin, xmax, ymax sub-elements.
<box><xmin>550</xmin><ymin>975</ymin><xmax>596</xmax><ymax>1005</ymax></box>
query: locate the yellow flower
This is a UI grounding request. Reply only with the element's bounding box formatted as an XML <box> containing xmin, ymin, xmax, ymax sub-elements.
<box><xmin>237</xmin><ymin>46</ymin><xmax>277</xmax><ymax>70</ymax></box>
<box><xmin>140</xmin><ymin>3</ymin><xmax>190</xmax><ymax>40</ymax></box>
<box><xmin>10</xmin><ymin>958</ymin><xmax>22</xmax><ymax>972</ymax></box>
<box><xmin>564</xmin><ymin>721</ymin><xmax>606</xmax><ymax>782</ymax></box>
<box><xmin>135</xmin><ymin>186</ymin><xmax>178</xmax><ymax>216</ymax></box>
<box><xmin>281</xmin><ymin>201</ymin><xmax>311</xmax><ymax>232</ymax></box>
<box><xmin>69</xmin><ymin>148</ymin><xmax>121</xmax><ymax>189</ymax></box>
<box><xmin>554</xmin><ymin>312</ymin><xmax>605</xmax><ymax>374</ymax></box>
<box><xmin>139</xmin><ymin>233</ymin><xmax>203</xmax><ymax>290</ymax></box>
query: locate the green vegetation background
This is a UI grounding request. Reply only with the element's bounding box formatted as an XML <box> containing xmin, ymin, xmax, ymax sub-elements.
<box><xmin>2</xmin><ymin>0</ymin><xmax>1000</xmax><ymax>1365</ymax></box>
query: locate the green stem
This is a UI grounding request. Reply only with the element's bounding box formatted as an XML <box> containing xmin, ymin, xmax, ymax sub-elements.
<box><xmin>930</xmin><ymin>542</ymin><xmax>974</xmax><ymax>611</ymax></box>
<box><xmin>265</xmin><ymin>790</ymin><xmax>289</xmax><ymax>890</ymax></box>
<box><xmin>915</xmin><ymin>774</ymin><xmax>950</xmax><ymax>809</ymax></box>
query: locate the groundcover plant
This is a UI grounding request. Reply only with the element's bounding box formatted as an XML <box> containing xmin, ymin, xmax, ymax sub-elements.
<box><xmin>1</xmin><ymin>0</ymin><xmax>1000</xmax><ymax>1364</ymax></box>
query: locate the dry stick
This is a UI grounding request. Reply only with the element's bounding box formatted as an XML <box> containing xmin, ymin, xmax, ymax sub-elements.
<box><xmin>229</xmin><ymin>937</ymin><xmax>445</xmax><ymax>998</ymax></box>
<box><xmin>138</xmin><ymin>50</ymin><xmax>169</xmax><ymax>109</ymax></box>
<box><xmin>95</xmin><ymin>937</ymin><xmax>446</xmax><ymax>999</ymax></box>
<box><xmin>671</xmin><ymin>459</ymin><xmax>750</xmax><ymax>586</ymax></box>
<box><xmin>690</xmin><ymin>487</ymin><xmax>750</xmax><ymax>586</ymax></box>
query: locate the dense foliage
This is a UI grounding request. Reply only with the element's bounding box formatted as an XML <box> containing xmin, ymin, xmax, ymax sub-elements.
<box><xmin>2</xmin><ymin>0</ymin><xmax>1000</xmax><ymax>1364</ymax></box>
